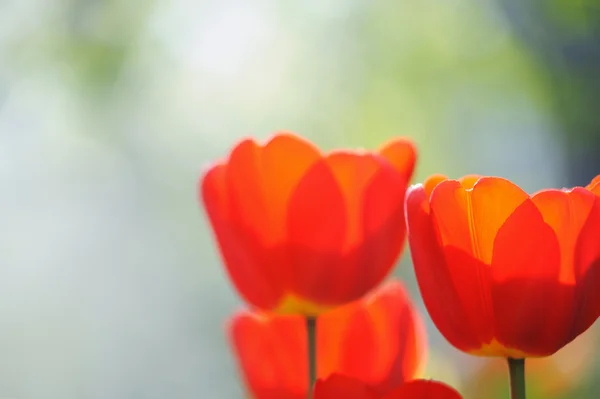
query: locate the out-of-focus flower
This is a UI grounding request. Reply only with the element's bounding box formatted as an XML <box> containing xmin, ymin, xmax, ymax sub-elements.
<box><xmin>313</xmin><ymin>374</ymin><xmax>463</xmax><ymax>399</ymax></box>
<box><xmin>405</xmin><ymin>174</ymin><xmax>600</xmax><ymax>358</ymax></box>
<box><xmin>229</xmin><ymin>280</ymin><xmax>425</xmax><ymax>399</ymax></box>
<box><xmin>201</xmin><ymin>132</ymin><xmax>416</xmax><ymax>315</ymax></box>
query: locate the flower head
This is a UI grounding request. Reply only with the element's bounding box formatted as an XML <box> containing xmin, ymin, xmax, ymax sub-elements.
<box><xmin>201</xmin><ymin>132</ymin><xmax>416</xmax><ymax>315</ymax></box>
<box><xmin>229</xmin><ymin>280</ymin><xmax>425</xmax><ymax>399</ymax></box>
<box><xmin>405</xmin><ymin>174</ymin><xmax>600</xmax><ymax>357</ymax></box>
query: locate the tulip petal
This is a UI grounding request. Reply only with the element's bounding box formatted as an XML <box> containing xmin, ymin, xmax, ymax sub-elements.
<box><xmin>423</xmin><ymin>174</ymin><xmax>447</xmax><ymax>197</ymax></box>
<box><xmin>260</xmin><ymin>133</ymin><xmax>322</xmax><ymax>241</ymax></box>
<box><xmin>202</xmin><ymin>164</ymin><xmax>283</xmax><ymax>309</ymax></box>
<box><xmin>491</xmin><ymin>198</ymin><xmax>563</xmax><ymax>355</ymax></box>
<box><xmin>586</xmin><ymin>175</ymin><xmax>600</xmax><ymax>192</ymax></box>
<box><xmin>384</xmin><ymin>380</ymin><xmax>463</xmax><ymax>399</ymax></box>
<box><xmin>286</xmin><ymin>158</ymin><xmax>347</xmax><ymax>303</ymax></box>
<box><xmin>431</xmin><ymin>177</ymin><xmax>529</xmax><ymax>264</ymax></box>
<box><xmin>382</xmin><ymin>281</ymin><xmax>427</xmax><ymax>383</ymax></box>
<box><xmin>225</xmin><ymin>139</ymin><xmax>293</xmax><ymax>306</ymax></box>
<box><xmin>458</xmin><ymin>174</ymin><xmax>482</xmax><ymax>189</ymax></box>
<box><xmin>314</xmin><ymin>376</ymin><xmax>465</xmax><ymax>399</ymax></box>
<box><xmin>314</xmin><ymin>375</ymin><xmax>378</xmax><ymax>399</ymax></box>
<box><xmin>230</xmin><ymin>280</ymin><xmax>423</xmax><ymax>399</ymax></box>
<box><xmin>203</xmin><ymin>132</ymin><xmax>415</xmax><ymax>315</ymax></box>
<box><xmin>378</xmin><ymin>138</ymin><xmax>417</xmax><ymax>182</ymax></box>
<box><xmin>369</xmin><ymin>281</ymin><xmax>426</xmax><ymax>393</ymax></box>
<box><xmin>406</xmin><ymin>184</ymin><xmax>482</xmax><ymax>352</ymax></box>
<box><xmin>429</xmin><ymin>178</ymin><xmax>531</xmax><ymax>349</ymax></box>
<box><xmin>358</xmin><ymin>160</ymin><xmax>409</xmax><ymax>302</ymax></box>
<box><xmin>226</xmin><ymin>135</ymin><xmax>321</xmax><ymax>245</ymax></box>
<box><xmin>225</xmin><ymin>139</ymin><xmax>268</xmax><ymax>238</ymax></box>
<box><xmin>408</xmin><ymin>173</ymin><xmax>600</xmax><ymax>358</ymax></box>
<box><xmin>325</xmin><ymin>153</ymin><xmax>382</xmax><ymax>250</ymax></box>
<box><xmin>571</xmin><ymin>194</ymin><xmax>600</xmax><ymax>338</ymax></box>
<box><xmin>229</xmin><ymin>311</ymin><xmax>306</xmax><ymax>399</ymax></box>
<box><xmin>319</xmin><ymin>280</ymin><xmax>425</xmax><ymax>394</ymax></box>
<box><xmin>202</xmin><ymin>134</ymin><xmax>322</xmax><ymax>311</ymax></box>
<box><xmin>287</xmin><ymin>151</ymin><xmax>404</xmax><ymax>305</ymax></box>
<box><xmin>532</xmin><ymin>188</ymin><xmax>596</xmax><ymax>283</ymax></box>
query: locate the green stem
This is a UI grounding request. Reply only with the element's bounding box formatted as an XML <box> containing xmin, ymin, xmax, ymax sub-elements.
<box><xmin>508</xmin><ymin>358</ymin><xmax>526</xmax><ymax>399</ymax></box>
<box><xmin>306</xmin><ymin>316</ymin><xmax>317</xmax><ymax>399</ymax></box>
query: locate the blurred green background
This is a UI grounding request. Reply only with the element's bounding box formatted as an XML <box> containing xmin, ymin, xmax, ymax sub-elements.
<box><xmin>0</xmin><ymin>0</ymin><xmax>599</xmax><ymax>398</ymax></box>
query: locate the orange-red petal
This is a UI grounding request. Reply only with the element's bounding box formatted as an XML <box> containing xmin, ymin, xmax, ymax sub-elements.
<box><xmin>226</xmin><ymin>134</ymin><xmax>321</xmax><ymax>245</ymax></box>
<box><xmin>532</xmin><ymin>188</ymin><xmax>596</xmax><ymax>283</ymax></box>
<box><xmin>574</xmin><ymin>194</ymin><xmax>600</xmax><ymax>280</ymax></box>
<box><xmin>287</xmin><ymin>151</ymin><xmax>409</xmax><ymax>306</ymax></box>
<box><xmin>314</xmin><ymin>375</ymin><xmax>464</xmax><ymax>399</ymax></box>
<box><xmin>201</xmin><ymin>134</ymin><xmax>323</xmax><ymax>310</ymax></box>
<box><xmin>458</xmin><ymin>174</ymin><xmax>482</xmax><ymax>189</ymax></box>
<box><xmin>405</xmin><ymin>184</ymin><xmax>482</xmax><ymax>352</ymax></box>
<box><xmin>378</xmin><ymin>138</ymin><xmax>417</xmax><ymax>182</ymax></box>
<box><xmin>408</xmin><ymin>173</ymin><xmax>600</xmax><ymax>358</ymax></box>
<box><xmin>319</xmin><ymin>280</ymin><xmax>425</xmax><ymax>394</ymax></box>
<box><xmin>571</xmin><ymin>193</ymin><xmax>600</xmax><ymax>337</ymax></box>
<box><xmin>202</xmin><ymin>132</ymin><xmax>416</xmax><ymax>314</ymax></box>
<box><xmin>422</xmin><ymin>174</ymin><xmax>447</xmax><ymax>198</ymax></box>
<box><xmin>202</xmin><ymin>164</ymin><xmax>284</xmax><ymax>309</ymax></box>
<box><xmin>490</xmin><ymin>197</ymin><xmax>564</xmax><ymax>356</ymax></box>
<box><xmin>384</xmin><ymin>380</ymin><xmax>463</xmax><ymax>399</ymax></box>
<box><xmin>323</xmin><ymin>153</ymin><xmax>383</xmax><ymax>251</ymax></box>
<box><xmin>470</xmin><ymin>176</ymin><xmax>531</xmax><ymax>261</ymax></box>
<box><xmin>586</xmin><ymin>175</ymin><xmax>600</xmax><ymax>193</ymax></box>
<box><xmin>229</xmin><ymin>312</ymin><xmax>306</xmax><ymax>399</ymax></box>
<box><xmin>225</xmin><ymin>139</ymin><xmax>269</xmax><ymax>241</ymax></box>
<box><xmin>430</xmin><ymin>177</ymin><xmax>529</xmax><ymax>264</ymax></box>
<box><xmin>286</xmin><ymin>158</ymin><xmax>348</xmax><ymax>304</ymax></box>
<box><xmin>229</xmin><ymin>279</ymin><xmax>424</xmax><ymax>399</ymax></box>
<box><xmin>257</xmin><ymin>133</ymin><xmax>322</xmax><ymax>242</ymax></box>
<box><xmin>314</xmin><ymin>375</ymin><xmax>379</xmax><ymax>399</ymax></box>
<box><xmin>355</xmin><ymin>160</ymin><xmax>409</xmax><ymax>304</ymax></box>
<box><xmin>425</xmin><ymin>177</ymin><xmax>538</xmax><ymax>355</ymax></box>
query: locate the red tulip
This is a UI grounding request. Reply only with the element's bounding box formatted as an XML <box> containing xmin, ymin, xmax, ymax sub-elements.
<box><xmin>201</xmin><ymin>132</ymin><xmax>416</xmax><ymax>315</ymax></box>
<box><xmin>228</xmin><ymin>280</ymin><xmax>425</xmax><ymax>399</ymax></box>
<box><xmin>313</xmin><ymin>374</ymin><xmax>464</xmax><ymax>399</ymax></box>
<box><xmin>405</xmin><ymin>174</ymin><xmax>600</xmax><ymax>358</ymax></box>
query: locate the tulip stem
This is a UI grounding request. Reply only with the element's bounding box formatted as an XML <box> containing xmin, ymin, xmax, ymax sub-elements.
<box><xmin>508</xmin><ymin>358</ymin><xmax>526</xmax><ymax>399</ymax></box>
<box><xmin>306</xmin><ymin>316</ymin><xmax>317</xmax><ymax>399</ymax></box>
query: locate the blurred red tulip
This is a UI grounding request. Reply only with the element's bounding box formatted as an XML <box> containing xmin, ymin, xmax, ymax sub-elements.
<box><xmin>405</xmin><ymin>174</ymin><xmax>600</xmax><ymax>358</ymax></box>
<box><xmin>201</xmin><ymin>132</ymin><xmax>416</xmax><ymax>315</ymax></box>
<box><xmin>313</xmin><ymin>374</ymin><xmax>463</xmax><ymax>399</ymax></box>
<box><xmin>229</xmin><ymin>280</ymin><xmax>425</xmax><ymax>399</ymax></box>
